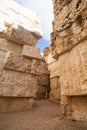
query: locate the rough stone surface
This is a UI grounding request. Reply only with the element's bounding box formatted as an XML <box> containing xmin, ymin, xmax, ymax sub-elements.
<box><xmin>50</xmin><ymin>77</ymin><xmax>61</xmax><ymax>103</ymax></box>
<box><xmin>44</xmin><ymin>0</ymin><xmax>87</xmax><ymax>121</ymax></box>
<box><xmin>72</xmin><ymin>96</ymin><xmax>87</xmax><ymax>121</ymax></box>
<box><xmin>0</xmin><ymin>50</ymin><xmax>6</xmax><ymax>71</ymax></box>
<box><xmin>0</xmin><ymin>0</ymin><xmax>49</xmax><ymax>112</ymax></box>
<box><xmin>23</xmin><ymin>45</ymin><xmax>43</xmax><ymax>60</ymax></box>
<box><xmin>0</xmin><ymin>70</ymin><xmax>38</xmax><ymax>97</ymax></box>
<box><xmin>5</xmin><ymin>24</ymin><xmax>38</xmax><ymax>46</ymax></box>
<box><xmin>0</xmin><ymin>38</ymin><xmax>23</xmax><ymax>55</ymax></box>
<box><xmin>31</xmin><ymin>59</ymin><xmax>49</xmax><ymax>75</ymax></box>
<box><xmin>0</xmin><ymin>0</ymin><xmax>42</xmax><ymax>38</ymax></box>
<box><xmin>3</xmin><ymin>51</ymin><xmax>32</xmax><ymax>73</ymax></box>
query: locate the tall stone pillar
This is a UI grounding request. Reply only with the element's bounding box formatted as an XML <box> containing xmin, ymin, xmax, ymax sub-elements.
<box><xmin>0</xmin><ymin>0</ymin><xmax>49</xmax><ymax>112</ymax></box>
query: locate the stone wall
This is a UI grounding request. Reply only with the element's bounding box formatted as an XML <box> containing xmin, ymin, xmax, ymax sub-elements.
<box><xmin>44</xmin><ymin>47</ymin><xmax>61</xmax><ymax>103</ymax></box>
<box><xmin>0</xmin><ymin>0</ymin><xmax>49</xmax><ymax>112</ymax></box>
<box><xmin>44</xmin><ymin>0</ymin><xmax>87</xmax><ymax>121</ymax></box>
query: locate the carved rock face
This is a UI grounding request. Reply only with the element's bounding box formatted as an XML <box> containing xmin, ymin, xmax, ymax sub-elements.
<box><xmin>0</xmin><ymin>0</ymin><xmax>49</xmax><ymax>112</ymax></box>
<box><xmin>44</xmin><ymin>0</ymin><xmax>87</xmax><ymax>121</ymax></box>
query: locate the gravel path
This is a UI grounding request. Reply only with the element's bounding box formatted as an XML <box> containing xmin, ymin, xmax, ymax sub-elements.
<box><xmin>0</xmin><ymin>99</ymin><xmax>87</xmax><ymax>130</ymax></box>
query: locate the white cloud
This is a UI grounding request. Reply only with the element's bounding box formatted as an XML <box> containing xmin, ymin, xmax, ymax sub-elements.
<box><xmin>14</xmin><ymin>0</ymin><xmax>54</xmax><ymax>40</ymax></box>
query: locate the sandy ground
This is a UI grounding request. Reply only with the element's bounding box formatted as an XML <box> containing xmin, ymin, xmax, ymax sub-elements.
<box><xmin>0</xmin><ymin>99</ymin><xmax>87</xmax><ymax>130</ymax></box>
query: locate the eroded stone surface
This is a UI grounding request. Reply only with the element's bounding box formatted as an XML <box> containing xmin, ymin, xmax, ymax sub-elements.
<box><xmin>31</xmin><ymin>59</ymin><xmax>49</xmax><ymax>75</ymax></box>
<box><xmin>0</xmin><ymin>38</ymin><xmax>23</xmax><ymax>55</ymax></box>
<box><xmin>3</xmin><ymin>51</ymin><xmax>32</xmax><ymax>73</ymax></box>
<box><xmin>44</xmin><ymin>0</ymin><xmax>87</xmax><ymax>121</ymax></box>
<box><xmin>23</xmin><ymin>45</ymin><xmax>43</xmax><ymax>60</ymax></box>
<box><xmin>5</xmin><ymin>24</ymin><xmax>38</xmax><ymax>46</ymax></box>
<box><xmin>0</xmin><ymin>70</ymin><xmax>38</xmax><ymax>97</ymax></box>
<box><xmin>0</xmin><ymin>0</ymin><xmax>49</xmax><ymax>113</ymax></box>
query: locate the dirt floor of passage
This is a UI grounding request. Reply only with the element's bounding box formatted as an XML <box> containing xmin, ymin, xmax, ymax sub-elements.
<box><xmin>0</xmin><ymin>99</ymin><xmax>87</xmax><ymax>130</ymax></box>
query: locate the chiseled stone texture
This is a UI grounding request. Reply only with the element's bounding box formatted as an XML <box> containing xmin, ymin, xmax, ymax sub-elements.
<box><xmin>59</xmin><ymin>41</ymin><xmax>87</xmax><ymax>96</ymax></box>
<box><xmin>5</xmin><ymin>24</ymin><xmax>38</xmax><ymax>46</ymax></box>
<box><xmin>0</xmin><ymin>97</ymin><xmax>34</xmax><ymax>113</ymax></box>
<box><xmin>3</xmin><ymin>51</ymin><xmax>32</xmax><ymax>73</ymax></box>
<box><xmin>3</xmin><ymin>51</ymin><xmax>49</xmax><ymax>75</ymax></box>
<box><xmin>0</xmin><ymin>0</ymin><xmax>42</xmax><ymax>38</ymax></box>
<box><xmin>72</xmin><ymin>96</ymin><xmax>87</xmax><ymax>121</ymax></box>
<box><xmin>31</xmin><ymin>59</ymin><xmax>49</xmax><ymax>75</ymax></box>
<box><xmin>0</xmin><ymin>0</ymin><xmax>49</xmax><ymax>113</ymax></box>
<box><xmin>50</xmin><ymin>77</ymin><xmax>61</xmax><ymax>103</ymax></box>
<box><xmin>0</xmin><ymin>38</ymin><xmax>23</xmax><ymax>55</ymax></box>
<box><xmin>44</xmin><ymin>0</ymin><xmax>87</xmax><ymax>121</ymax></box>
<box><xmin>0</xmin><ymin>69</ymin><xmax>38</xmax><ymax>97</ymax></box>
<box><xmin>23</xmin><ymin>45</ymin><xmax>43</xmax><ymax>60</ymax></box>
<box><xmin>0</xmin><ymin>50</ymin><xmax>6</xmax><ymax>71</ymax></box>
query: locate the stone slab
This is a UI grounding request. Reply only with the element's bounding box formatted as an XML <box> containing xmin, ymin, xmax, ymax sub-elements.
<box><xmin>0</xmin><ymin>69</ymin><xmax>38</xmax><ymax>97</ymax></box>
<box><xmin>0</xmin><ymin>38</ymin><xmax>23</xmax><ymax>55</ymax></box>
<box><xmin>5</xmin><ymin>24</ymin><xmax>38</xmax><ymax>46</ymax></box>
<box><xmin>31</xmin><ymin>59</ymin><xmax>49</xmax><ymax>75</ymax></box>
<box><xmin>22</xmin><ymin>45</ymin><xmax>43</xmax><ymax>60</ymax></box>
<box><xmin>50</xmin><ymin>89</ymin><xmax>61</xmax><ymax>103</ymax></box>
<box><xmin>3</xmin><ymin>51</ymin><xmax>32</xmax><ymax>73</ymax></box>
<box><xmin>0</xmin><ymin>50</ymin><xmax>6</xmax><ymax>71</ymax></box>
<box><xmin>72</xmin><ymin>96</ymin><xmax>87</xmax><ymax>121</ymax></box>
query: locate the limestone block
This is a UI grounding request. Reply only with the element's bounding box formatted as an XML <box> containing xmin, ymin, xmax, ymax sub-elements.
<box><xmin>5</xmin><ymin>24</ymin><xmax>38</xmax><ymax>46</ymax></box>
<box><xmin>50</xmin><ymin>77</ymin><xmax>61</xmax><ymax>102</ymax></box>
<box><xmin>22</xmin><ymin>45</ymin><xmax>42</xmax><ymax>60</ymax></box>
<box><xmin>72</xmin><ymin>96</ymin><xmax>87</xmax><ymax>121</ymax></box>
<box><xmin>0</xmin><ymin>38</ymin><xmax>23</xmax><ymax>55</ymax></box>
<box><xmin>0</xmin><ymin>0</ymin><xmax>43</xmax><ymax>39</ymax></box>
<box><xmin>31</xmin><ymin>59</ymin><xmax>49</xmax><ymax>75</ymax></box>
<box><xmin>38</xmin><ymin>74</ymin><xmax>49</xmax><ymax>86</ymax></box>
<box><xmin>50</xmin><ymin>89</ymin><xmax>61</xmax><ymax>103</ymax></box>
<box><xmin>0</xmin><ymin>97</ymin><xmax>34</xmax><ymax>113</ymax></box>
<box><xmin>0</xmin><ymin>50</ymin><xmax>6</xmax><ymax>71</ymax></box>
<box><xmin>3</xmin><ymin>51</ymin><xmax>32</xmax><ymax>73</ymax></box>
<box><xmin>48</xmin><ymin>60</ymin><xmax>60</xmax><ymax>78</ymax></box>
<box><xmin>59</xmin><ymin>42</ymin><xmax>87</xmax><ymax>96</ymax></box>
<box><xmin>61</xmin><ymin>96</ymin><xmax>72</xmax><ymax>119</ymax></box>
<box><xmin>50</xmin><ymin>69</ymin><xmax>60</xmax><ymax>78</ymax></box>
<box><xmin>44</xmin><ymin>53</ymin><xmax>56</xmax><ymax>65</ymax></box>
<box><xmin>0</xmin><ymin>70</ymin><xmax>38</xmax><ymax>97</ymax></box>
<box><xmin>50</xmin><ymin>77</ymin><xmax>60</xmax><ymax>90</ymax></box>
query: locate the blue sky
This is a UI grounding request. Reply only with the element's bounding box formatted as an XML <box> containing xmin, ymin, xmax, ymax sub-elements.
<box><xmin>13</xmin><ymin>0</ymin><xmax>53</xmax><ymax>52</ymax></box>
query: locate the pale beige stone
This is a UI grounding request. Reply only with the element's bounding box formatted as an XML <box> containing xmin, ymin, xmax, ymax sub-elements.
<box><xmin>5</xmin><ymin>24</ymin><xmax>38</xmax><ymax>46</ymax></box>
<box><xmin>44</xmin><ymin>53</ymin><xmax>56</xmax><ymax>65</ymax></box>
<box><xmin>31</xmin><ymin>59</ymin><xmax>49</xmax><ymax>75</ymax></box>
<box><xmin>0</xmin><ymin>69</ymin><xmax>38</xmax><ymax>97</ymax></box>
<box><xmin>0</xmin><ymin>38</ymin><xmax>23</xmax><ymax>55</ymax></box>
<box><xmin>0</xmin><ymin>0</ymin><xmax>42</xmax><ymax>38</ymax></box>
<box><xmin>50</xmin><ymin>89</ymin><xmax>61</xmax><ymax>103</ymax></box>
<box><xmin>44</xmin><ymin>0</ymin><xmax>87</xmax><ymax>121</ymax></box>
<box><xmin>3</xmin><ymin>51</ymin><xmax>32</xmax><ymax>73</ymax></box>
<box><xmin>23</xmin><ymin>45</ymin><xmax>43</xmax><ymax>60</ymax></box>
<box><xmin>50</xmin><ymin>77</ymin><xmax>61</xmax><ymax>102</ymax></box>
<box><xmin>72</xmin><ymin>96</ymin><xmax>87</xmax><ymax>121</ymax></box>
<box><xmin>0</xmin><ymin>50</ymin><xmax>6</xmax><ymax>71</ymax></box>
